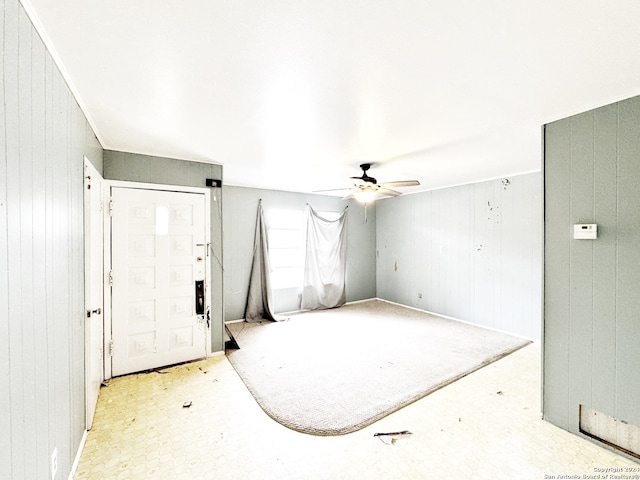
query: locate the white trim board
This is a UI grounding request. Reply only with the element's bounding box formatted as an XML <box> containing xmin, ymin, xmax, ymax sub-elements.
<box><xmin>376</xmin><ymin>298</ymin><xmax>537</xmax><ymax>343</ymax></box>
<box><xmin>225</xmin><ymin>297</ymin><xmax>537</xmax><ymax>344</ymax></box>
<box><xmin>68</xmin><ymin>430</ymin><xmax>87</xmax><ymax>480</ymax></box>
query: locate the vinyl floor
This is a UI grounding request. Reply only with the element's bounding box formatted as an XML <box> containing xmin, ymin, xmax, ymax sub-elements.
<box><xmin>74</xmin><ymin>342</ymin><xmax>639</xmax><ymax>479</ymax></box>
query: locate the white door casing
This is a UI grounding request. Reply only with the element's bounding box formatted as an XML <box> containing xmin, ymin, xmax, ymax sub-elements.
<box><xmin>83</xmin><ymin>158</ymin><xmax>104</xmax><ymax>430</ymax></box>
<box><xmin>110</xmin><ymin>186</ymin><xmax>209</xmax><ymax>376</ymax></box>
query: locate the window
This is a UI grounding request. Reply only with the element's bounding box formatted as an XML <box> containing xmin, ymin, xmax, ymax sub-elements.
<box><xmin>266</xmin><ymin>209</ymin><xmax>305</xmax><ymax>289</ymax></box>
<box><xmin>266</xmin><ymin>208</ymin><xmax>340</xmax><ymax>289</ymax></box>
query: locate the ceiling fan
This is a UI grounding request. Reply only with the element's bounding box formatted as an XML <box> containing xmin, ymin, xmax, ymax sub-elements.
<box><xmin>316</xmin><ymin>163</ymin><xmax>420</xmax><ymax>203</ymax></box>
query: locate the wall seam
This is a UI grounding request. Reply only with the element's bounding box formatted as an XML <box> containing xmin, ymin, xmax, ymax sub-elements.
<box><xmin>567</xmin><ymin>117</ymin><xmax>573</xmax><ymax>426</ymax></box>
<box><xmin>614</xmin><ymin>102</ymin><xmax>619</xmax><ymax>418</ymax></box>
<box><xmin>0</xmin><ymin>2</ymin><xmax>13</xmax><ymax>478</ymax></box>
<box><xmin>590</xmin><ymin>112</ymin><xmax>595</xmax><ymax>408</ymax></box>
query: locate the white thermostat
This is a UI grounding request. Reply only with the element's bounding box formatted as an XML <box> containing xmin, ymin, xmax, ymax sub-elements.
<box><xmin>574</xmin><ymin>224</ymin><xmax>597</xmax><ymax>240</ymax></box>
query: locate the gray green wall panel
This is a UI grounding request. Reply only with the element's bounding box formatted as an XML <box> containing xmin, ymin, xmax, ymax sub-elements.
<box><xmin>103</xmin><ymin>150</ymin><xmax>225</xmax><ymax>352</ymax></box>
<box><xmin>0</xmin><ymin>1</ymin><xmax>103</xmax><ymax>478</ymax></box>
<box><xmin>376</xmin><ymin>173</ymin><xmax>542</xmax><ymax>340</ymax></box>
<box><xmin>543</xmin><ymin>117</ymin><xmax>572</xmax><ymax>429</ymax></box>
<box><xmin>544</xmin><ymin>95</ymin><xmax>640</xmax><ymax>444</ymax></box>
<box><xmin>222</xmin><ymin>185</ymin><xmax>376</xmax><ymax>320</ymax></box>
<box><xmin>615</xmin><ymin>99</ymin><xmax>640</xmax><ymax>425</ymax></box>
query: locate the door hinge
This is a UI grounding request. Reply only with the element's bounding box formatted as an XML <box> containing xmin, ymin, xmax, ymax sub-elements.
<box><xmin>109</xmin><ymin>199</ymin><xmax>114</xmax><ymax>216</ymax></box>
<box><xmin>108</xmin><ymin>340</ymin><xmax>114</xmax><ymax>356</ymax></box>
<box><xmin>108</xmin><ymin>270</ymin><xmax>114</xmax><ymax>286</ymax></box>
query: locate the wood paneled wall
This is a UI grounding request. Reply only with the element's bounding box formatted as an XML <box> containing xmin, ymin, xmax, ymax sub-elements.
<box><xmin>376</xmin><ymin>173</ymin><xmax>542</xmax><ymax>340</ymax></box>
<box><xmin>0</xmin><ymin>1</ymin><xmax>103</xmax><ymax>478</ymax></box>
<box><xmin>544</xmin><ymin>96</ymin><xmax>640</xmax><ymax>445</ymax></box>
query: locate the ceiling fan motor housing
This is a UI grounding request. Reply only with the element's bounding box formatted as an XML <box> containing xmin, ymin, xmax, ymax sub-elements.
<box><xmin>358</xmin><ymin>163</ymin><xmax>376</xmax><ymax>184</ymax></box>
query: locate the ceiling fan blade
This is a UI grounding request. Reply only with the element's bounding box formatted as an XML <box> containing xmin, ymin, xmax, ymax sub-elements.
<box><xmin>313</xmin><ymin>187</ymin><xmax>352</xmax><ymax>193</ymax></box>
<box><xmin>377</xmin><ymin>187</ymin><xmax>402</xmax><ymax>197</ymax></box>
<box><xmin>350</xmin><ymin>176</ymin><xmax>377</xmax><ymax>185</ymax></box>
<box><xmin>379</xmin><ymin>180</ymin><xmax>420</xmax><ymax>188</ymax></box>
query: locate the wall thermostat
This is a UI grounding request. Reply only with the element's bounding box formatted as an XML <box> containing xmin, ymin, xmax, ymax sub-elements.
<box><xmin>574</xmin><ymin>224</ymin><xmax>597</xmax><ymax>240</ymax></box>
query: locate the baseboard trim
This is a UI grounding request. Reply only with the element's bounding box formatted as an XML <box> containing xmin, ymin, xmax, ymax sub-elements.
<box><xmin>375</xmin><ymin>297</ymin><xmax>537</xmax><ymax>343</ymax></box>
<box><xmin>69</xmin><ymin>429</ymin><xmax>88</xmax><ymax>479</ymax></box>
<box><xmin>225</xmin><ymin>318</ymin><xmax>245</xmax><ymax>324</ymax></box>
<box><xmin>224</xmin><ymin>297</ymin><xmax>378</xmax><ymax>324</ymax></box>
<box><xmin>222</xmin><ymin>297</ymin><xmax>540</xmax><ymax>343</ymax></box>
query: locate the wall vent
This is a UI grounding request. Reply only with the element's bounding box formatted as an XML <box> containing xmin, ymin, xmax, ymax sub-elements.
<box><xmin>579</xmin><ymin>405</ymin><xmax>640</xmax><ymax>459</ymax></box>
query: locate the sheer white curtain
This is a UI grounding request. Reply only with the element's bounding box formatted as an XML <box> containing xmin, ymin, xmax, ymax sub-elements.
<box><xmin>301</xmin><ymin>206</ymin><xmax>348</xmax><ymax>310</ymax></box>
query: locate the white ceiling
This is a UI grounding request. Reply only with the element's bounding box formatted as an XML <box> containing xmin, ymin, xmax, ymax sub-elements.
<box><xmin>22</xmin><ymin>0</ymin><xmax>640</xmax><ymax>195</ymax></box>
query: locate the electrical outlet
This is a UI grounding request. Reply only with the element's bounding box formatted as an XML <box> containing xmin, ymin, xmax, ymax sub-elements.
<box><xmin>51</xmin><ymin>447</ymin><xmax>58</xmax><ymax>480</ymax></box>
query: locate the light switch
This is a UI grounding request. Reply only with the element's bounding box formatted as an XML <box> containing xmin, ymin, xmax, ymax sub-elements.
<box><xmin>574</xmin><ymin>224</ymin><xmax>597</xmax><ymax>239</ymax></box>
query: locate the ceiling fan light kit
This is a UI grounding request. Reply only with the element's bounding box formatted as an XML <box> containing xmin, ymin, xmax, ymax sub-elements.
<box><xmin>353</xmin><ymin>188</ymin><xmax>378</xmax><ymax>204</ymax></box>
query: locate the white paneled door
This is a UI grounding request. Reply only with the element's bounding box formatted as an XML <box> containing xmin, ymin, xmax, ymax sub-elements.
<box><xmin>111</xmin><ymin>187</ymin><xmax>208</xmax><ymax>376</ymax></box>
<box><xmin>84</xmin><ymin>158</ymin><xmax>105</xmax><ymax>429</ymax></box>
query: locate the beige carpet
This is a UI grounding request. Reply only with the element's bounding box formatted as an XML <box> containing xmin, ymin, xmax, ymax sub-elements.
<box><xmin>226</xmin><ymin>299</ymin><xmax>530</xmax><ymax>436</ymax></box>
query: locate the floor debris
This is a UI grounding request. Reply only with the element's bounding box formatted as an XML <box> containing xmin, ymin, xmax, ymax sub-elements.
<box><xmin>373</xmin><ymin>430</ymin><xmax>413</xmax><ymax>445</ymax></box>
<box><xmin>182</xmin><ymin>401</ymin><xmax>192</xmax><ymax>408</ymax></box>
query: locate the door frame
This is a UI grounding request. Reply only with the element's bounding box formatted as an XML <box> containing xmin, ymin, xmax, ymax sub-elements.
<box><xmin>103</xmin><ymin>180</ymin><xmax>212</xmax><ymax>380</ymax></box>
<box><xmin>83</xmin><ymin>157</ymin><xmax>105</xmax><ymax>429</ymax></box>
